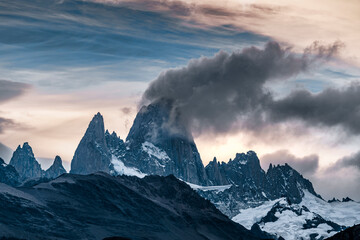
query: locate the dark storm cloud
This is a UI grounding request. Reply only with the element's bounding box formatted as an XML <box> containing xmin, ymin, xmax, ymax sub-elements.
<box><xmin>261</xmin><ymin>150</ymin><xmax>319</xmax><ymax>175</ymax></box>
<box><xmin>268</xmin><ymin>84</ymin><xmax>360</xmax><ymax>134</ymax></box>
<box><xmin>329</xmin><ymin>151</ymin><xmax>360</xmax><ymax>171</ymax></box>
<box><xmin>0</xmin><ymin>80</ymin><xmax>31</xmax><ymax>103</ymax></box>
<box><xmin>142</xmin><ymin>41</ymin><xmax>343</xmax><ymax>136</ymax></box>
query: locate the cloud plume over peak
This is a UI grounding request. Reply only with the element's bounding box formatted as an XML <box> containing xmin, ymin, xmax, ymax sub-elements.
<box><xmin>142</xmin><ymin>41</ymin><xmax>343</xmax><ymax>137</ymax></box>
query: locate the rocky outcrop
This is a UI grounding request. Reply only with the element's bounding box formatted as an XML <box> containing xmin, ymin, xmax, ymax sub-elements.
<box><xmin>266</xmin><ymin>163</ymin><xmax>321</xmax><ymax>203</ymax></box>
<box><xmin>0</xmin><ymin>157</ymin><xmax>19</xmax><ymax>186</ymax></box>
<box><xmin>205</xmin><ymin>157</ymin><xmax>229</xmax><ymax>185</ymax></box>
<box><xmin>70</xmin><ymin>113</ymin><xmax>112</xmax><ymax>174</ymax></box>
<box><xmin>44</xmin><ymin>156</ymin><xmax>66</xmax><ymax>179</ymax></box>
<box><xmin>9</xmin><ymin>142</ymin><xmax>43</xmax><ymax>181</ymax></box>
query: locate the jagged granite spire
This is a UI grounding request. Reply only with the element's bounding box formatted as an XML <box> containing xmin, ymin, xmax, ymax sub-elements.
<box><xmin>206</xmin><ymin>151</ymin><xmax>266</xmax><ymax>187</ymax></box>
<box><xmin>44</xmin><ymin>156</ymin><xmax>66</xmax><ymax>179</ymax></box>
<box><xmin>70</xmin><ymin>113</ymin><xmax>112</xmax><ymax>174</ymax></box>
<box><xmin>266</xmin><ymin>163</ymin><xmax>321</xmax><ymax>202</ymax></box>
<box><xmin>9</xmin><ymin>142</ymin><xmax>43</xmax><ymax>181</ymax></box>
<box><xmin>205</xmin><ymin>157</ymin><xmax>229</xmax><ymax>185</ymax></box>
<box><xmin>126</xmin><ymin>99</ymin><xmax>208</xmax><ymax>185</ymax></box>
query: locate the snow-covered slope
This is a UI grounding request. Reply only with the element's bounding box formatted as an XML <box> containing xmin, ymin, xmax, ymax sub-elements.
<box><xmin>232</xmin><ymin>191</ymin><xmax>360</xmax><ymax>240</ymax></box>
<box><xmin>110</xmin><ymin>156</ymin><xmax>146</xmax><ymax>178</ymax></box>
<box><xmin>186</xmin><ymin>182</ymin><xmax>232</xmax><ymax>193</ymax></box>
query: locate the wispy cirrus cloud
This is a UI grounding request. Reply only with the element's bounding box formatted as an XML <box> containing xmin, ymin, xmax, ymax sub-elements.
<box><xmin>89</xmin><ymin>0</ymin><xmax>360</xmax><ymax>66</ymax></box>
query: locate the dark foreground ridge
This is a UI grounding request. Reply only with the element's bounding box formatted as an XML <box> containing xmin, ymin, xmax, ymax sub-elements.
<box><xmin>0</xmin><ymin>172</ymin><xmax>269</xmax><ymax>240</ymax></box>
<box><xmin>325</xmin><ymin>224</ymin><xmax>360</xmax><ymax>240</ymax></box>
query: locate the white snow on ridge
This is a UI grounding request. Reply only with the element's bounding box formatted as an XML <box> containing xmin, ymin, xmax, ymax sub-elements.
<box><xmin>186</xmin><ymin>182</ymin><xmax>232</xmax><ymax>193</ymax></box>
<box><xmin>111</xmin><ymin>156</ymin><xmax>146</xmax><ymax>178</ymax></box>
<box><xmin>301</xmin><ymin>190</ymin><xmax>360</xmax><ymax>227</ymax></box>
<box><xmin>142</xmin><ymin>142</ymin><xmax>170</xmax><ymax>161</ymax></box>
<box><xmin>232</xmin><ymin>190</ymin><xmax>360</xmax><ymax>240</ymax></box>
<box><xmin>232</xmin><ymin>198</ymin><xmax>284</xmax><ymax>229</ymax></box>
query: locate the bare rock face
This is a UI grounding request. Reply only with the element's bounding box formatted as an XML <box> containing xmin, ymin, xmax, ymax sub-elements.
<box><xmin>70</xmin><ymin>113</ymin><xmax>112</xmax><ymax>174</ymax></box>
<box><xmin>9</xmin><ymin>142</ymin><xmax>43</xmax><ymax>181</ymax></box>
<box><xmin>125</xmin><ymin>99</ymin><xmax>208</xmax><ymax>185</ymax></box>
<box><xmin>0</xmin><ymin>157</ymin><xmax>19</xmax><ymax>186</ymax></box>
<box><xmin>266</xmin><ymin>163</ymin><xmax>321</xmax><ymax>203</ymax></box>
<box><xmin>205</xmin><ymin>157</ymin><xmax>229</xmax><ymax>185</ymax></box>
<box><xmin>44</xmin><ymin>156</ymin><xmax>66</xmax><ymax>179</ymax></box>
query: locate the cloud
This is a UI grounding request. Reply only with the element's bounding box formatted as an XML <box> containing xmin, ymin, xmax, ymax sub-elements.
<box><xmin>0</xmin><ymin>117</ymin><xmax>17</xmax><ymax>134</ymax></box>
<box><xmin>121</xmin><ymin>107</ymin><xmax>132</xmax><ymax>115</ymax></box>
<box><xmin>261</xmin><ymin>150</ymin><xmax>319</xmax><ymax>175</ymax></box>
<box><xmin>329</xmin><ymin>151</ymin><xmax>360</xmax><ymax>171</ymax></box>
<box><xmin>0</xmin><ymin>142</ymin><xmax>13</xmax><ymax>162</ymax></box>
<box><xmin>0</xmin><ymin>80</ymin><xmax>31</xmax><ymax>103</ymax></box>
<box><xmin>0</xmin><ymin>80</ymin><xmax>31</xmax><ymax>134</ymax></box>
<box><xmin>268</xmin><ymin>83</ymin><xmax>360</xmax><ymax>134</ymax></box>
<box><xmin>142</xmin><ymin>41</ymin><xmax>342</xmax><ymax>137</ymax></box>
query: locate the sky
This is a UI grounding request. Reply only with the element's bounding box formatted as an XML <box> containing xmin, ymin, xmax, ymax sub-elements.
<box><xmin>0</xmin><ymin>0</ymin><xmax>360</xmax><ymax>200</ymax></box>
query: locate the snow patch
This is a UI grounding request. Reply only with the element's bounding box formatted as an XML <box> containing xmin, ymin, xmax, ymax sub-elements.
<box><xmin>232</xmin><ymin>198</ymin><xmax>283</xmax><ymax>229</ymax></box>
<box><xmin>142</xmin><ymin>142</ymin><xmax>170</xmax><ymax>161</ymax></box>
<box><xmin>111</xmin><ymin>156</ymin><xmax>146</xmax><ymax>178</ymax></box>
<box><xmin>186</xmin><ymin>182</ymin><xmax>232</xmax><ymax>193</ymax></box>
<box><xmin>301</xmin><ymin>190</ymin><xmax>360</xmax><ymax>227</ymax></box>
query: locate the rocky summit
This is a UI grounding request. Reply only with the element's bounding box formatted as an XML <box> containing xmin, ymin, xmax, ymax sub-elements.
<box><xmin>124</xmin><ymin>99</ymin><xmax>208</xmax><ymax>185</ymax></box>
<box><xmin>9</xmin><ymin>142</ymin><xmax>43</xmax><ymax>181</ymax></box>
<box><xmin>70</xmin><ymin>112</ymin><xmax>112</xmax><ymax>175</ymax></box>
<box><xmin>44</xmin><ymin>155</ymin><xmax>66</xmax><ymax>179</ymax></box>
<box><xmin>71</xmin><ymin>100</ymin><xmax>208</xmax><ymax>185</ymax></box>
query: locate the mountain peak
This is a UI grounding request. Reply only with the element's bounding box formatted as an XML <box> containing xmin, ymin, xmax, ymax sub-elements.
<box><xmin>70</xmin><ymin>113</ymin><xmax>111</xmax><ymax>174</ymax></box>
<box><xmin>44</xmin><ymin>155</ymin><xmax>66</xmax><ymax>179</ymax></box>
<box><xmin>53</xmin><ymin>155</ymin><xmax>62</xmax><ymax>166</ymax></box>
<box><xmin>125</xmin><ymin>100</ymin><xmax>208</xmax><ymax>185</ymax></box>
<box><xmin>9</xmin><ymin>142</ymin><xmax>43</xmax><ymax>181</ymax></box>
<box><xmin>266</xmin><ymin>163</ymin><xmax>321</xmax><ymax>203</ymax></box>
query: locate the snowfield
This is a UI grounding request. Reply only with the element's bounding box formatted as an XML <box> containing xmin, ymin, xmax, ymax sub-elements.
<box><xmin>232</xmin><ymin>198</ymin><xmax>283</xmax><ymax>229</ymax></box>
<box><xmin>232</xmin><ymin>190</ymin><xmax>360</xmax><ymax>240</ymax></box>
<box><xmin>142</xmin><ymin>141</ymin><xmax>170</xmax><ymax>161</ymax></box>
<box><xmin>111</xmin><ymin>156</ymin><xmax>146</xmax><ymax>178</ymax></box>
<box><xmin>186</xmin><ymin>182</ymin><xmax>232</xmax><ymax>193</ymax></box>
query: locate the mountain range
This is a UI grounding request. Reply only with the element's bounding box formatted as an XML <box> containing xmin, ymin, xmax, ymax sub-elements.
<box><xmin>0</xmin><ymin>99</ymin><xmax>359</xmax><ymax>239</ymax></box>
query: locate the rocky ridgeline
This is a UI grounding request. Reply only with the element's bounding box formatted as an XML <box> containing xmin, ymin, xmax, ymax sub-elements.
<box><xmin>200</xmin><ymin>152</ymin><xmax>321</xmax><ymax>217</ymax></box>
<box><xmin>67</xmin><ymin>99</ymin><xmax>321</xmax><ymax>217</ymax></box>
<box><xmin>4</xmin><ymin>142</ymin><xmax>66</xmax><ymax>184</ymax></box>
